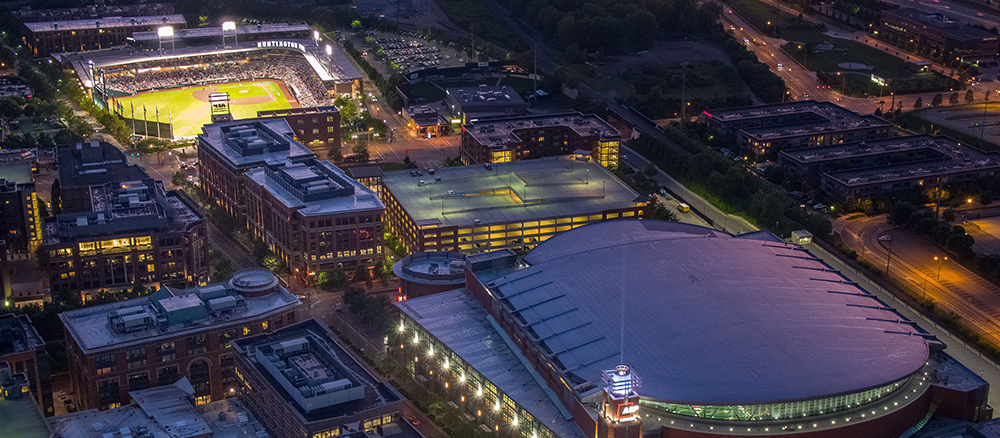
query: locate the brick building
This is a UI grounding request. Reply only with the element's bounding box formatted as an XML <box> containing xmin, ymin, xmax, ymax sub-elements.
<box><xmin>21</xmin><ymin>15</ymin><xmax>187</xmax><ymax>55</ymax></box>
<box><xmin>256</xmin><ymin>106</ymin><xmax>341</xmax><ymax>155</ymax></box>
<box><xmin>244</xmin><ymin>157</ymin><xmax>384</xmax><ymax>275</ymax></box>
<box><xmin>460</xmin><ymin>112</ymin><xmax>620</xmax><ymax>167</ymax></box>
<box><xmin>42</xmin><ymin>142</ymin><xmax>208</xmax><ymax>296</ymax></box>
<box><xmin>60</xmin><ymin>269</ymin><xmax>301</xmax><ymax>411</ymax></box>
<box><xmin>0</xmin><ymin>174</ymin><xmax>40</xmax><ymax>253</ymax></box>
<box><xmin>197</xmin><ymin>119</ymin><xmax>314</xmax><ymax>225</ymax></box>
<box><xmin>232</xmin><ymin>319</ymin><xmax>405</xmax><ymax>438</ymax></box>
<box><xmin>880</xmin><ymin>8</ymin><xmax>999</xmax><ymax>62</ymax></box>
<box><xmin>0</xmin><ymin>315</ymin><xmax>52</xmax><ymax>416</ymax></box>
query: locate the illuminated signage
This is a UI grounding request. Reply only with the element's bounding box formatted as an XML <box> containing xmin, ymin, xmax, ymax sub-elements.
<box><xmin>256</xmin><ymin>41</ymin><xmax>306</xmax><ymax>52</ymax></box>
<box><xmin>617</xmin><ymin>403</ymin><xmax>638</xmax><ymax>417</ymax></box>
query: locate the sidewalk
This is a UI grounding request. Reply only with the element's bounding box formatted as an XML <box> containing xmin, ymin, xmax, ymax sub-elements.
<box><xmin>807</xmin><ymin>241</ymin><xmax>1000</xmax><ymax>409</ymax></box>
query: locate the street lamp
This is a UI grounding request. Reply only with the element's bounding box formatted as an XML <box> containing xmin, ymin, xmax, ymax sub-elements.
<box><xmin>935</xmin><ymin>256</ymin><xmax>948</xmax><ymax>279</ymax></box>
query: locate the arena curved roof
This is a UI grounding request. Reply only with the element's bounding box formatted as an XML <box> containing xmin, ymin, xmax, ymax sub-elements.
<box><xmin>485</xmin><ymin>220</ymin><xmax>934</xmax><ymax>405</ymax></box>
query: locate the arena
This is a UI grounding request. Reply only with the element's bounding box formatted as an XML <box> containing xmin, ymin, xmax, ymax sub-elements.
<box><xmin>394</xmin><ymin>220</ymin><xmax>991</xmax><ymax>438</ymax></box>
<box><xmin>54</xmin><ymin>38</ymin><xmax>362</xmax><ymax>138</ymax></box>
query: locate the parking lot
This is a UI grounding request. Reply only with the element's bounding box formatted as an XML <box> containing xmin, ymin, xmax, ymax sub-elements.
<box><xmin>364</xmin><ymin>30</ymin><xmax>470</xmax><ymax>74</ymax></box>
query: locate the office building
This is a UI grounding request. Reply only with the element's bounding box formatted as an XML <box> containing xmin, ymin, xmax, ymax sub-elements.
<box><xmin>460</xmin><ymin>112</ymin><xmax>620</xmax><ymax>166</ymax></box>
<box><xmin>232</xmin><ymin>319</ymin><xmax>408</xmax><ymax>438</ymax></box>
<box><xmin>0</xmin><ymin>164</ymin><xmax>41</xmax><ymax>253</ymax></box>
<box><xmin>778</xmin><ymin>135</ymin><xmax>1000</xmax><ymax>201</ymax></box>
<box><xmin>396</xmin><ymin>220</ymin><xmax>991</xmax><ymax>438</ymax></box>
<box><xmin>21</xmin><ymin>14</ymin><xmax>187</xmax><ymax>55</ymax></box>
<box><xmin>60</xmin><ymin>269</ymin><xmax>301</xmax><ymax>411</ymax></box>
<box><xmin>881</xmin><ymin>8</ymin><xmax>999</xmax><ymax>62</ymax></box>
<box><xmin>42</xmin><ymin>142</ymin><xmax>208</xmax><ymax>295</ymax></box>
<box><xmin>0</xmin><ymin>315</ymin><xmax>52</xmax><ymax>416</ymax></box>
<box><xmin>48</xmin><ymin>378</ymin><xmax>269</xmax><ymax>438</ymax></box>
<box><xmin>346</xmin><ymin>166</ymin><xmax>384</xmax><ymax>198</ymax></box>
<box><xmin>445</xmin><ymin>85</ymin><xmax>528</xmax><ymax>124</ymax></box>
<box><xmin>197</xmin><ymin>119</ymin><xmax>314</xmax><ymax>223</ymax></box>
<box><xmin>257</xmin><ymin>106</ymin><xmax>341</xmax><ymax>154</ymax></box>
<box><xmin>380</xmin><ymin>156</ymin><xmax>647</xmax><ymax>254</ymax></box>
<box><xmin>244</xmin><ymin>157</ymin><xmax>384</xmax><ymax>275</ymax></box>
<box><xmin>703</xmin><ymin>101</ymin><xmax>895</xmax><ymax>158</ymax></box>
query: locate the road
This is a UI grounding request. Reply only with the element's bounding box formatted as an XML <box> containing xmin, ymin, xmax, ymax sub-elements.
<box><xmin>834</xmin><ymin>214</ymin><xmax>1000</xmax><ymax>343</ymax></box>
<box><xmin>621</xmin><ymin>146</ymin><xmax>758</xmax><ymax>235</ymax></box>
<box><xmin>881</xmin><ymin>0</ymin><xmax>1000</xmax><ymax>28</ymax></box>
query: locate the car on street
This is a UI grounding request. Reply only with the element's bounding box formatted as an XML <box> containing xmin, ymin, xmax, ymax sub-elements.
<box><xmin>407</xmin><ymin>416</ymin><xmax>421</xmax><ymax>426</ymax></box>
<box><xmin>879</xmin><ymin>235</ymin><xmax>892</xmax><ymax>241</ymax></box>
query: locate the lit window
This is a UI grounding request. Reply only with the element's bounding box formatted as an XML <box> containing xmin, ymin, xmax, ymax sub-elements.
<box><xmin>243</xmin><ymin>327</ymin><xmax>251</xmax><ymax>336</ymax></box>
<box><xmin>262</xmin><ymin>321</ymin><xmax>269</xmax><ymax>331</ymax></box>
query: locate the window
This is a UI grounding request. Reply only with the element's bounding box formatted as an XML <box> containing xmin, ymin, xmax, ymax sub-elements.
<box><xmin>98</xmin><ymin>378</ymin><xmax>120</xmax><ymax>410</ymax></box>
<box><xmin>327</xmin><ymin>126</ymin><xmax>336</xmax><ymax>132</ymax></box>
<box><xmin>189</xmin><ymin>359</ymin><xmax>211</xmax><ymax>398</ymax></box>
<box><xmin>262</xmin><ymin>321</ymin><xmax>269</xmax><ymax>331</ymax></box>
<box><xmin>312</xmin><ymin>128</ymin><xmax>320</xmax><ymax>134</ymax></box>
<box><xmin>128</xmin><ymin>372</ymin><xmax>149</xmax><ymax>390</ymax></box>
<box><xmin>126</xmin><ymin>347</ymin><xmax>146</xmax><ymax>369</ymax></box>
<box><xmin>243</xmin><ymin>326</ymin><xmax>251</xmax><ymax>336</ymax></box>
<box><xmin>158</xmin><ymin>365</ymin><xmax>179</xmax><ymax>385</ymax></box>
<box><xmin>188</xmin><ymin>335</ymin><xmax>207</xmax><ymax>355</ymax></box>
<box><xmin>158</xmin><ymin>342</ymin><xmax>176</xmax><ymax>362</ymax></box>
<box><xmin>218</xmin><ymin>330</ymin><xmax>235</xmax><ymax>349</ymax></box>
<box><xmin>96</xmin><ymin>353</ymin><xmax>116</xmax><ymax>375</ymax></box>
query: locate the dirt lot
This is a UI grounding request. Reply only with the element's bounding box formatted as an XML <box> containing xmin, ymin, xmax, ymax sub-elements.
<box><xmin>917</xmin><ymin>103</ymin><xmax>1000</xmax><ymax>149</ymax></box>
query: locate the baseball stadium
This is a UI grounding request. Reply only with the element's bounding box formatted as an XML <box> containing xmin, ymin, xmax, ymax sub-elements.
<box><xmin>53</xmin><ymin>32</ymin><xmax>362</xmax><ymax>139</ymax></box>
<box><xmin>393</xmin><ymin>220</ymin><xmax>992</xmax><ymax>438</ymax></box>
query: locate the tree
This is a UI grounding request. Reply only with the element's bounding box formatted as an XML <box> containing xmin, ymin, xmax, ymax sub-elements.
<box><xmin>354</xmin><ymin>265</ymin><xmax>373</xmax><ymax>289</ymax></box>
<box><xmin>931</xmin><ymin>93</ymin><xmax>943</xmax><ymax>107</ymax></box>
<box><xmin>373</xmin><ymin>257</ymin><xmax>390</xmax><ymax>287</ymax></box>
<box><xmin>171</xmin><ymin>171</ymin><xmax>187</xmax><ymax>188</ymax></box>
<box><xmin>0</xmin><ymin>98</ymin><xmax>21</xmax><ymax>119</ymax></box>
<box><xmin>352</xmin><ymin>141</ymin><xmax>370</xmax><ymax>161</ymax></box>
<box><xmin>914</xmin><ymin>97</ymin><xmax>923</xmax><ymax>109</ymax></box>
<box><xmin>949</xmin><ymin>92</ymin><xmax>960</xmax><ymax>106</ymax></box>
<box><xmin>327</xmin><ymin>143</ymin><xmax>343</xmax><ymax>162</ymax></box>
<box><xmin>873</xmin><ymin>107</ymin><xmax>883</xmax><ymax>117</ymax></box>
<box><xmin>50</xmin><ymin>178</ymin><xmax>62</xmax><ymax>215</ymax></box>
<box><xmin>648</xmin><ymin>200</ymin><xmax>677</xmax><ymax>221</ymax></box>
<box><xmin>643</xmin><ymin>162</ymin><xmax>658</xmax><ymax>178</ymax></box>
<box><xmin>966</xmin><ymin>89</ymin><xmax>975</xmax><ymax>104</ymax></box>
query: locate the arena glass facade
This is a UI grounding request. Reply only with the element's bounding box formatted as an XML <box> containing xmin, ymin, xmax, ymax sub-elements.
<box><xmin>640</xmin><ymin>378</ymin><xmax>908</xmax><ymax>422</ymax></box>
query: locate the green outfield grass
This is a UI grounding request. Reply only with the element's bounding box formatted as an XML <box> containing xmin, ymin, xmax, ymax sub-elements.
<box><xmin>115</xmin><ymin>80</ymin><xmax>294</xmax><ymax>138</ymax></box>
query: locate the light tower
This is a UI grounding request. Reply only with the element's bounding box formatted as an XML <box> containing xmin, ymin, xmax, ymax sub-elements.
<box><xmin>222</xmin><ymin>21</ymin><xmax>237</xmax><ymax>48</ymax></box>
<box><xmin>598</xmin><ymin>365</ymin><xmax>643</xmax><ymax>438</ymax></box>
<box><xmin>157</xmin><ymin>26</ymin><xmax>174</xmax><ymax>54</ymax></box>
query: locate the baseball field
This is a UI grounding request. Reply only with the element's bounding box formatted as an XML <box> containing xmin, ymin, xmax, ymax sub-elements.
<box><xmin>115</xmin><ymin>80</ymin><xmax>297</xmax><ymax>138</ymax></box>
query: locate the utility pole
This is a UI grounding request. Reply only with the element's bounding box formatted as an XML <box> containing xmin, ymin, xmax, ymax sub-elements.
<box><xmin>680</xmin><ymin>62</ymin><xmax>688</xmax><ymax>122</ymax></box>
<box><xmin>981</xmin><ymin>89</ymin><xmax>991</xmax><ymax>148</ymax></box>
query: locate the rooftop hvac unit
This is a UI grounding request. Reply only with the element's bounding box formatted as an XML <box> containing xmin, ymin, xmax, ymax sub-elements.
<box><xmin>274</xmin><ymin>337</ymin><xmax>309</xmax><ymax>354</ymax></box>
<box><xmin>313</xmin><ymin>378</ymin><xmax>352</xmax><ymax>395</ymax></box>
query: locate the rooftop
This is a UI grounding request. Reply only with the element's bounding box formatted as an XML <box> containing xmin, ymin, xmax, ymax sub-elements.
<box><xmin>824</xmin><ymin>145</ymin><xmax>1000</xmax><ymax>187</ymax></box>
<box><xmin>780</xmin><ymin>134</ymin><xmax>971</xmax><ymax>163</ymax></box>
<box><xmin>0</xmin><ymin>160</ymin><xmax>33</xmax><ymax>185</ymax></box>
<box><xmin>132</xmin><ymin>22</ymin><xmax>311</xmax><ymax>41</ymax></box>
<box><xmin>0</xmin><ymin>389</ymin><xmax>49</xmax><ymax>438</ymax></box>
<box><xmin>346</xmin><ymin>165</ymin><xmax>384</xmax><ymax>179</ymax></box>
<box><xmin>233</xmin><ymin>319</ymin><xmax>401</xmax><ymax>423</ymax></box>
<box><xmin>397</xmin><ymin>288</ymin><xmax>586</xmax><ymax>438</ymax></box>
<box><xmin>58</xmin><ymin>141</ymin><xmax>147</xmax><ymax>188</ymax></box>
<box><xmin>382</xmin><ymin>155</ymin><xmax>643</xmax><ymax>228</ymax></box>
<box><xmin>885</xmin><ymin>8</ymin><xmax>999</xmax><ymax>40</ymax></box>
<box><xmin>446</xmin><ymin>85</ymin><xmax>526</xmax><ymax>109</ymax></box>
<box><xmin>392</xmin><ymin>251</ymin><xmax>467</xmax><ymax>285</ymax></box>
<box><xmin>49</xmin><ymin>379</ymin><xmax>269</xmax><ymax>438</ymax></box>
<box><xmin>257</xmin><ymin>105</ymin><xmax>338</xmax><ymax>118</ymax></box>
<box><xmin>245</xmin><ymin>158</ymin><xmax>383</xmax><ymax>217</ymax></box>
<box><xmin>43</xmin><ymin>183</ymin><xmax>202</xmax><ymax>245</ymax></box>
<box><xmin>705</xmin><ymin>101</ymin><xmax>892</xmax><ymax>139</ymax></box>
<box><xmin>199</xmin><ymin>119</ymin><xmax>314</xmax><ymax>171</ymax></box>
<box><xmin>0</xmin><ymin>315</ymin><xmax>44</xmax><ymax>357</ymax></box>
<box><xmin>59</xmin><ymin>270</ymin><xmax>300</xmax><ymax>354</ymax></box>
<box><xmin>463</xmin><ymin>112</ymin><xmax>619</xmax><ymax>152</ymax></box>
<box><xmin>24</xmin><ymin>14</ymin><xmax>186</xmax><ymax>32</ymax></box>
<box><xmin>480</xmin><ymin>220</ymin><xmax>936</xmax><ymax>404</ymax></box>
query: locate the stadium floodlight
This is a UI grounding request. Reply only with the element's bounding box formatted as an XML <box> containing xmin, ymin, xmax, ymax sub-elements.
<box><xmin>222</xmin><ymin>21</ymin><xmax>237</xmax><ymax>47</ymax></box>
<box><xmin>325</xmin><ymin>44</ymin><xmax>332</xmax><ymax>57</ymax></box>
<box><xmin>157</xmin><ymin>26</ymin><xmax>173</xmax><ymax>37</ymax></box>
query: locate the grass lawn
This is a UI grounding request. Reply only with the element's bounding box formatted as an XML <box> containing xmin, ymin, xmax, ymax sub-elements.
<box><xmin>116</xmin><ymin>80</ymin><xmax>293</xmax><ymax>138</ymax></box>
